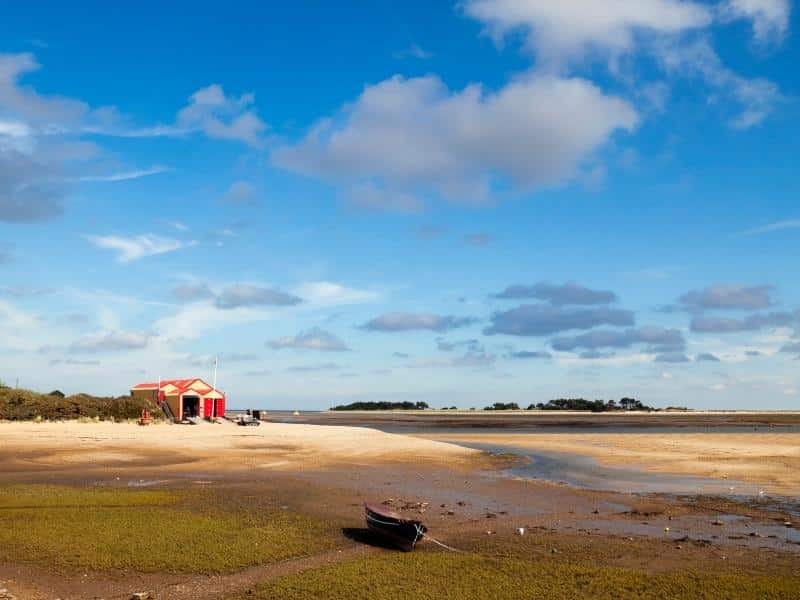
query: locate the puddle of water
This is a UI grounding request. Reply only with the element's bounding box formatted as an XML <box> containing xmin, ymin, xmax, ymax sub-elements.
<box><xmin>460</xmin><ymin>441</ymin><xmax>766</xmax><ymax>496</ymax></box>
<box><xmin>127</xmin><ymin>479</ymin><xmax>169</xmax><ymax>488</ymax></box>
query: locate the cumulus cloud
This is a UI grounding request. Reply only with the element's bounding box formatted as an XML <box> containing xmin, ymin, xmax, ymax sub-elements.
<box><xmin>0</xmin><ymin>53</ymin><xmax>146</xmax><ymax>224</ymax></box>
<box><xmin>268</xmin><ymin>327</ymin><xmax>350</xmax><ymax>352</ymax></box>
<box><xmin>719</xmin><ymin>0</ymin><xmax>791</xmax><ymax>44</ymax></box>
<box><xmin>551</xmin><ymin>326</ymin><xmax>684</xmax><ymax>352</ymax></box>
<box><xmin>272</xmin><ymin>74</ymin><xmax>638</xmax><ymax>203</ymax></box>
<box><xmin>484</xmin><ymin>304</ymin><xmax>634</xmax><ymax>336</ymax></box>
<box><xmin>0</xmin><ymin>150</ymin><xmax>66</xmax><ymax>223</ymax></box>
<box><xmin>678</xmin><ymin>283</ymin><xmax>773</xmax><ymax>311</ymax></box>
<box><xmin>690</xmin><ymin>311</ymin><xmax>795</xmax><ymax>333</ymax></box>
<box><xmin>463</xmin><ymin>1</ymin><xmax>782</xmax><ymax>128</ymax></box>
<box><xmin>463</xmin><ymin>0</ymin><xmax>712</xmax><ymax>66</ymax></box>
<box><xmin>214</xmin><ymin>284</ymin><xmax>302</xmax><ymax>310</ymax></box>
<box><xmin>696</xmin><ymin>352</ymin><xmax>721</xmax><ymax>362</ymax></box>
<box><xmin>69</xmin><ymin>330</ymin><xmax>151</xmax><ymax>353</ymax></box>
<box><xmin>493</xmin><ymin>281</ymin><xmax>617</xmax><ymax>305</ymax></box>
<box><xmin>171</xmin><ymin>282</ymin><xmax>215</xmax><ymax>302</ymax></box>
<box><xmin>176</xmin><ymin>84</ymin><xmax>267</xmax><ymax>147</ymax></box>
<box><xmin>362</xmin><ymin>312</ymin><xmax>478</xmax><ymax>332</ymax></box>
<box><xmin>86</xmin><ymin>234</ymin><xmax>193</xmax><ymax>262</ymax></box>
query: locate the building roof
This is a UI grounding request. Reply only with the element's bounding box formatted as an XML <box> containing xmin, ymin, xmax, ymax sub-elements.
<box><xmin>131</xmin><ymin>378</ymin><xmax>224</xmax><ymax>396</ymax></box>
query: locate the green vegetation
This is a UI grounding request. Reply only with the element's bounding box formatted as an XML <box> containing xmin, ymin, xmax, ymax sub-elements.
<box><xmin>529</xmin><ymin>397</ymin><xmax>654</xmax><ymax>412</ymax></box>
<box><xmin>484</xmin><ymin>402</ymin><xmax>520</xmax><ymax>410</ymax></box>
<box><xmin>241</xmin><ymin>550</ymin><xmax>800</xmax><ymax>600</ymax></box>
<box><xmin>0</xmin><ymin>485</ymin><xmax>337</xmax><ymax>574</ymax></box>
<box><xmin>0</xmin><ymin>386</ymin><xmax>161</xmax><ymax>421</ymax></box>
<box><xmin>331</xmin><ymin>401</ymin><xmax>429</xmax><ymax>411</ymax></box>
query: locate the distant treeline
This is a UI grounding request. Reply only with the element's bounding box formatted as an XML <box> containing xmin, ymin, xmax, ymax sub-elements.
<box><xmin>0</xmin><ymin>386</ymin><xmax>162</xmax><ymax>421</ymax></box>
<box><xmin>483</xmin><ymin>398</ymin><xmax>654</xmax><ymax>412</ymax></box>
<box><xmin>331</xmin><ymin>401</ymin><xmax>430</xmax><ymax>411</ymax></box>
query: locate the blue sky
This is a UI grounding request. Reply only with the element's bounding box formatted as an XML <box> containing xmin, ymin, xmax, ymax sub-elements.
<box><xmin>1</xmin><ymin>0</ymin><xmax>798</xmax><ymax>409</ymax></box>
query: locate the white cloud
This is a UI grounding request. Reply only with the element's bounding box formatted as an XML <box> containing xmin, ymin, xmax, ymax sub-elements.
<box><xmin>393</xmin><ymin>44</ymin><xmax>434</xmax><ymax>60</ymax></box>
<box><xmin>462</xmin><ymin>1</ymin><xmax>783</xmax><ymax>128</ymax></box>
<box><xmin>654</xmin><ymin>37</ymin><xmax>782</xmax><ymax>128</ymax></box>
<box><xmin>293</xmin><ymin>281</ymin><xmax>379</xmax><ymax>306</ymax></box>
<box><xmin>74</xmin><ymin>165</ymin><xmax>169</xmax><ymax>182</ymax></box>
<box><xmin>69</xmin><ymin>330</ymin><xmax>152</xmax><ymax>353</ymax></box>
<box><xmin>269</xmin><ymin>327</ymin><xmax>350</xmax><ymax>352</ymax></box>
<box><xmin>720</xmin><ymin>0</ymin><xmax>791</xmax><ymax>44</ymax></box>
<box><xmin>177</xmin><ymin>84</ymin><xmax>267</xmax><ymax>147</ymax></box>
<box><xmin>273</xmin><ymin>74</ymin><xmax>638</xmax><ymax>203</ymax></box>
<box><xmin>463</xmin><ymin>0</ymin><xmax>711</xmax><ymax>67</ymax></box>
<box><xmin>154</xmin><ymin>303</ymin><xmax>274</xmax><ymax>342</ymax></box>
<box><xmin>86</xmin><ymin>234</ymin><xmax>194</xmax><ymax>262</ymax></box>
<box><xmin>744</xmin><ymin>219</ymin><xmax>800</xmax><ymax>235</ymax></box>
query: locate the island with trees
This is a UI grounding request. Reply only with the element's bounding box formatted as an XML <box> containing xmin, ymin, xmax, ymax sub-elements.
<box><xmin>330</xmin><ymin>401</ymin><xmax>430</xmax><ymax>411</ymax></box>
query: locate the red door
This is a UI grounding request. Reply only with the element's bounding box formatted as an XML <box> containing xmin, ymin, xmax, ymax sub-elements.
<box><xmin>214</xmin><ymin>398</ymin><xmax>225</xmax><ymax>417</ymax></box>
<box><xmin>203</xmin><ymin>398</ymin><xmax>213</xmax><ymax>418</ymax></box>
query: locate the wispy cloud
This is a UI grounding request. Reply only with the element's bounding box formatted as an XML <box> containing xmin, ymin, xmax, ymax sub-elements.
<box><xmin>743</xmin><ymin>219</ymin><xmax>800</xmax><ymax>235</ymax></box>
<box><xmin>86</xmin><ymin>234</ymin><xmax>195</xmax><ymax>262</ymax></box>
<box><xmin>74</xmin><ymin>165</ymin><xmax>170</xmax><ymax>183</ymax></box>
<box><xmin>393</xmin><ymin>44</ymin><xmax>433</xmax><ymax>60</ymax></box>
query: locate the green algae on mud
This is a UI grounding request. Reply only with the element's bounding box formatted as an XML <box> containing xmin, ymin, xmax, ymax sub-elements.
<box><xmin>240</xmin><ymin>550</ymin><xmax>800</xmax><ymax>600</ymax></box>
<box><xmin>0</xmin><ymin>485</ymin><xmax>338</xmax><ymax>574</ymax></box>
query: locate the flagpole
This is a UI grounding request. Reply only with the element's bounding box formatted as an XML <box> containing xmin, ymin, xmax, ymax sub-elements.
<box><xmin>213</xmin><ymin>356</ymin><xmax>218</xmax><ymax>392</ymax></box>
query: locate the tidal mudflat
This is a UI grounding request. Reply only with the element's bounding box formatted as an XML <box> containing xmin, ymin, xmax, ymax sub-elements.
<box><xmin>0</xmin><ymin>416</ymin><xmax>798</xmax><ymax>599</ymax></box>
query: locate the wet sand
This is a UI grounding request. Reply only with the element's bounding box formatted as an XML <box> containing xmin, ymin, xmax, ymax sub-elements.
<box><xmin>417</xmin><ymin>432</ymin><xmax>800</xmax><ymax>495</ymax></box>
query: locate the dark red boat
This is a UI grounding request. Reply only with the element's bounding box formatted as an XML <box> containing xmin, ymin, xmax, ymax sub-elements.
<box><xmin>364</xmin><ymin>502</ymin><xmax>427</xmax><ymax>551</ymax></box>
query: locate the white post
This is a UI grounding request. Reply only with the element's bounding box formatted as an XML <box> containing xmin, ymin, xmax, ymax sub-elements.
<box><xmin>213</xmin><ymin>356</ymin><xmax>218</xmax><ymax>391</ymax></box>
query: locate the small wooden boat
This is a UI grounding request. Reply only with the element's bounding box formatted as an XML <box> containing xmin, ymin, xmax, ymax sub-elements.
<box><xmin>364</xmin><ymin>502</ymin><xmax>427</xmax><ymax>551</ymax></box>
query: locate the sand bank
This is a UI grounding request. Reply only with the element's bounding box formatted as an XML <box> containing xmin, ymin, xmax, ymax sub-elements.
<box><xmin>0</xmin><ymin>420</ymin><xmax>478</xmax><ymax>474</ymax></box>
<box><xmin>420</xmin><ymin>432</ymin><xmax>800</xmax><ymax>494</ymax></box>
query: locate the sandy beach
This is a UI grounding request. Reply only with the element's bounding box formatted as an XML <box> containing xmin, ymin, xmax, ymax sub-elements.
<box><xmin>421</xmin><ymin>432</ymin><xmax>800</xmax><ymax>495</ymax></box>
<box><xmin>0</xmin><ymin>420</ymin><xmax>479</xmax><ymax>474</ymax></box>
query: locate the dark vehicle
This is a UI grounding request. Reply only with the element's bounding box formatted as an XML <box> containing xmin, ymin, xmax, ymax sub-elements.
<box><xmin>364</xmin><ymin>502</ymin><xmax>426</xmax><ymax>551</ymax></box>
<box><xmin>236</xmin><ymin>416</ymin><xmax>261</xmax><ymax>427</ymax></box>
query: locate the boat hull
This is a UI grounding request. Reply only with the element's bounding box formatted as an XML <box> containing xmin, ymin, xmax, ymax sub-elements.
<box><xmin>365</xmin><ymin>504</ymin><xmax>426</xmax><ymax>552</ymax></box>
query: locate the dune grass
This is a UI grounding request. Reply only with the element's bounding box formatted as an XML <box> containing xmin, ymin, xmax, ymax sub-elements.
<box><xmin>244</xmin><ymin>550</ymin><xmax>800</xmax><ymax>600</ymax></box>
<box><xmin>0</xmin><ymin>485</ymin><xmax>337</xmax><ymax>574</ymax></box>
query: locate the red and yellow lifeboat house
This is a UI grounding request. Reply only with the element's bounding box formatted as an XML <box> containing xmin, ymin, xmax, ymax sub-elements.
<box><xmin>130</xmin><ymin>378</ymin><xmax>226</xmax><ymax>422</ymax></box>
